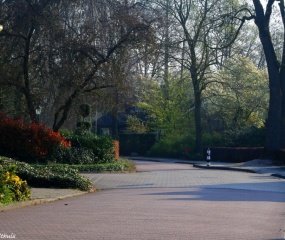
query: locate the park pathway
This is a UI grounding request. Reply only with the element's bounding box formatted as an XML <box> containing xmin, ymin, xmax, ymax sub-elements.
<box><xmin>0</xmin><ymin>161</ymin><xmax>285</xmax><ymax>240</ymax></box>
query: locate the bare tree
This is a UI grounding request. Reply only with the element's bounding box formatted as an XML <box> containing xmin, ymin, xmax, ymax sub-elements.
<box><xmin>0</xmin><ymin>0</ymin><xmax>155</xmax><ymax>131</ymax></box>
<box><xmin>161</xmin><ymin>0</ymin><xmax>239</xmax><ymax>153</ymax></box>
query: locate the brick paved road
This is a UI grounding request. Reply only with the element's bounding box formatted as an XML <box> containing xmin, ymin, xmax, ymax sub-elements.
<box><xmin>86</xmin><ymin>161</ymin><xmax>285</xmax><ymax>193</ymax></box>
<box><xmin>1</xmin><ymin>161</ymin><xmax>285</xmax><ymax>240</ymax></box>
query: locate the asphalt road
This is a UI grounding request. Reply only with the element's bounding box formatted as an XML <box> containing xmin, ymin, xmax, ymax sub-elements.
<box><xmin>1</xmin><ymin>161</ymin><xmax>285</xmax><ymax>240</ymax></box>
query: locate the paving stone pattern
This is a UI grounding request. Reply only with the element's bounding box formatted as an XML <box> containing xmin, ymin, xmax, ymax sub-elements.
<box><xmin>85</xmin><ymin>161</ymin><xmax>285</xmax><ymax>193</ymax></box>
<box><xmin>0</xmin><ymin>161</ymin><xmax>285</xmax><ymax>240</ymax></box>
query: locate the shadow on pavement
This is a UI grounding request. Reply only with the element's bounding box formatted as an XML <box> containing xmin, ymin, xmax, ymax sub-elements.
<box><xmin>143</xmin><ymin>187</ymin><xmax>285</xmax><ymax>203</ymax></box>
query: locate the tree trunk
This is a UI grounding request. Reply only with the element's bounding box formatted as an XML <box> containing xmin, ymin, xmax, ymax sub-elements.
<box><xmin>280</xmin><ymin>59</ymin><xmax>285</xmax><ymax>148</ymax></box>
<box><xmin>188</xmin><ymin>40</ymin><xmax>203</xmax><ymax>154</ymax></box>
<box><xmin>53</xmin><ymin>90</ymin><xmax>79</xmax><ymax>132</ymax></box>
<box><xmin>191</xmin><ymin>66</ymin><xmax>203</xmax><ymax>154</ymax></box>
<box><xmin>253</xmin><ymin>0</ymin><xmax>282</xmax><ymax>155</ymax></box>
<box><xmin>163</xmin><ymin>0</ymin><xmax>170</xmax><ymax>100</ymax></box>
<box><xmin>280</xmin><ymin>78</ymin><xmax>285</xmax><ymax>149</ymax></box>
<box><xmin>23</xmin><ymin>26</ymin><xmax>38</xmax><ymax>123</ymax></box>
<box><xmin>265</xmin><ymin>76</ymin><xmax>282</xmax><ymax>155</ymax></box>
<box><xmin>194</xmin><ymin>91</ymin><xmax>203</xmax><ymax>153</ymax></box>
<box><xmin>279</xmin><ymin>0</ymin><xmax>285</xmax><ymax>148</ymax></box>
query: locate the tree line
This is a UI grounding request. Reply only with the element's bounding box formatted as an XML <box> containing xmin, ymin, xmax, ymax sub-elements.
<box><xmin>0</xmin><ymin>0</ymin><xmax>285</xmax><ymax>156</ymax></box>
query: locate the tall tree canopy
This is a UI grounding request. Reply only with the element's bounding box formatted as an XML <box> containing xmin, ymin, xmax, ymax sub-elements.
<box><xmin>0</xmin><ymin>0</ymin><xmax>155</xmax><ymax>131</ymax></box>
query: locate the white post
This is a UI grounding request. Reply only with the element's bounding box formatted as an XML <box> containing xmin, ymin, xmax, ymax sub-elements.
<box><xmin>207</xmin><ymin>148</ymin><xmax>211</xmax><ymax>166</ymax></box>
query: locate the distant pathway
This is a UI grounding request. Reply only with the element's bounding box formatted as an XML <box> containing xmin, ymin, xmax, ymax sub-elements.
<box><xmin>0</xmin><ymin>161</ymin><xmax>285</xmax><ymax>240</ymax></box>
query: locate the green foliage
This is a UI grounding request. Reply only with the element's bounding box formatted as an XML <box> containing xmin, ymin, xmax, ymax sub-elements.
<box><xmin>51</xmin><ymin>147</ymin><xmax>95</xmax><ymax>165</ymax></box>
<box><xmin>67</xmin><ymin>131</ymin><xmax>115</xmax><ymax>163</ymax></box>
<box><xmin>59</xmin><ymin>129</ymin><xmax>74</xmax><ymax>138</ymax></box>
<box><xmin>224</xmin><ymin>126</ymin><xmax>266</xmax><ymax>147</ymax></box>
<box><xmin>79</xmin><ymin>104</ymin><xmax>91</xmax><ymax>119</ymax></box>
<box><xmin>148</xmin><ymin>133</ymin><xmax>195</xmax><ymax>158</ymax></box>
<box><xmin>0</xmin><ymin>157</ymin><xmax>93</xmax><ymax>191</ymax></box>
<box><xmin>0</xmin><ymin>164</ymin><xmax>30</xmax><ymax>205</ymax></box>
<box><xmin>76</xmin><ymin>121</ymin><xmax>92</xmax><ymax>130</ymax></box>
<box><xmin>137</xmin><ymin>75</ymin><xmax>194</xmax><ymax>135</ymax></box>
<box><xmin>202</xmin><ymin>132</ymin><xmax>224</xmax><ymax>148</ymax></box>
<box><xmin>0</xmin><ymin>185</ymin><xmax>14</xmax><ymax>205</ymax></box>
<box><xmin>148</xmin><ymin>131</ymin><xmax>224</xmax><ymax>159</ymax></box>
<box><xmin>125</xmin><ymin>115</ymin><xmax>149</xmax><ymax>133</ymax></box>
<box><xmin>67</xmin><ymin>159</ymin><xmax>136</xmax><ymax>173</ymax></box>
<box><xmin>47</xmin><ymin>130</ymin><xmax>116</xmax><ymax>164</ymax></box>
<box><xmin>205</xmin><ymin>56</ymin><xmax>269</xmax><ymax>130</ymax></box>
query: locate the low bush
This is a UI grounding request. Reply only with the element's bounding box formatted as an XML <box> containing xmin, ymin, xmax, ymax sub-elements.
<box><xmin>0</xmin><ymin>164</ymin><xmax>30</xmax><ymax>205</ymax></box>
<box><xmin>224</xmin><ymin>126</ymin><xmax>265</xmax><ymax>147</ymax></box>
<box><xmin>69</xmin><ymin>159</ymin><xmax>136</xmax><ymax>173</ymax></box>
<box><xmin>0</xmin><ymin>157</ymin><xmax>93</xmax><ymax>191</ymax></box>
<box><xmin>0</xmin><ymin>113</ymin><xmax>71</xmax><ymax>163</ymax></box>
<box><xmin>51</xmin><ymin>147</ymin><xmax>95</xmax><ymax>165</ymax></box>
<box><xmin>67</xmin><ymin>131</ymin><xmax>115</xmax><ymax>164</ymax></box>
<box><xmin>59</xmin><ymin>129</ymin><xmax>74</xmax><ymax>138</ymax></box>
<box><xmin>148</xmin><ymin>133</ymin><xmax>195</xmax><ymax>158</ymax></box>
<box><xmin>202</xmin><ymin>132</ymin><xmax>224</xmax><ymax>147</ymax></box>
<box><xmin>76</xmin><ymin>121</ymin><xmax>92</xmax><ymax>130</ymax></box>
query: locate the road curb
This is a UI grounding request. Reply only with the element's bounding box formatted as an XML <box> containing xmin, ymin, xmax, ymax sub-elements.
<box><xmin>271</xmin><ymin>173</ymin><xmax>285</xmax><ymax>179</ymax></box>
<box><xmin>192</xmin><ymin>164</ymin><xmax>258</xmax><ymax>173</ymax></box>
<box><xmin>193</xmin><ymin>164</ymin><xmax>285</xmax><ymax>180</ymax></box>
<box><xmin>0</xmin><ymin>191</ymin><xmax>89</xmax><ymax>212</ymax></box>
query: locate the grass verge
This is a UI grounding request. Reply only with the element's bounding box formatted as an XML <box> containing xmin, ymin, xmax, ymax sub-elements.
<box><xmin>68</xmin><ymin>159</ymin><xmax>136</xmax><ymax>173</ymax></box>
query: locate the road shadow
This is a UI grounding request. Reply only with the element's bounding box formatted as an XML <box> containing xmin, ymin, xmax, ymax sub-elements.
<box><xmin>143</xmin><ymin>186</ymin><xmax>285</xmax><ymax>203</ymax></box>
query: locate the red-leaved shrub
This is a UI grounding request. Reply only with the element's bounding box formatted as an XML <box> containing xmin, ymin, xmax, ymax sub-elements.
<box><xmin>0</xmin><ymin>113</ymin><xmax>71</xmax><ymax>162</ymax></box>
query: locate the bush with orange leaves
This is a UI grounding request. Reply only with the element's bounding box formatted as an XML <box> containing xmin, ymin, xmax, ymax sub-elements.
<box><xmin>0</xmin><ymin>113</ymin><xmax>71</xmax><ymax>163</ymax></box>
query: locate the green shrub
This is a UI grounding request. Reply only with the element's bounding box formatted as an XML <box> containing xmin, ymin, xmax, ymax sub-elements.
<box><xmin>51</xmin><ymin>147</ymin><xmax>95</xmax><ymax>165</ymax></box>
<box><xmin>202</xmin><ymin>132</ymin><xmax>224</xmax><ymax>147</ymax></box>
<box><xmin>0</xmin><ymin>157</ymin><xmax>93</xmax><ymax>191</ymax></box>
<box><xmin>224</xmin><ymin>126</ymin><xmax>265</xmax><ymax>147</ymax></box>
<box><xmin>0</xmin><ymin>185</ymin><xmax>13</xmax><ymax>205</ymax></box>
<box><xmin>147</xmin><ymin>131</ymin><xmax>224</xmax><ymax>159</ymax></box>
<box><xmin>79</xmin><ymin>104</ymin><xmax>91</xmax><ymax>119</ymax></box>
<box><xmin>59</xmin><ymin>129</ymin><xmax>74</xmax><ymax>138</ymax></box>
<box><xmin>0</xmin><ymin>164</ymin><xmax>30</xmax><ymax>205</ymax></box>
<box><xmin>68</xmin><ymin>131</ymin><xmax>115</xmax><ymax>164</ymax></box>
<box><xmin>148</xmin><ymin>133</ymin><xmax>195</xmax><ymax>158</ymax></box>
<box><xmin>69</xmin><ymin>159</ymin><xmax>136</xmax><ymax>172</ymax></box>
<box><xmin>76</xmin><ymin>121</ymin><xmax>92</xmax><ymax>130</ymax></box>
